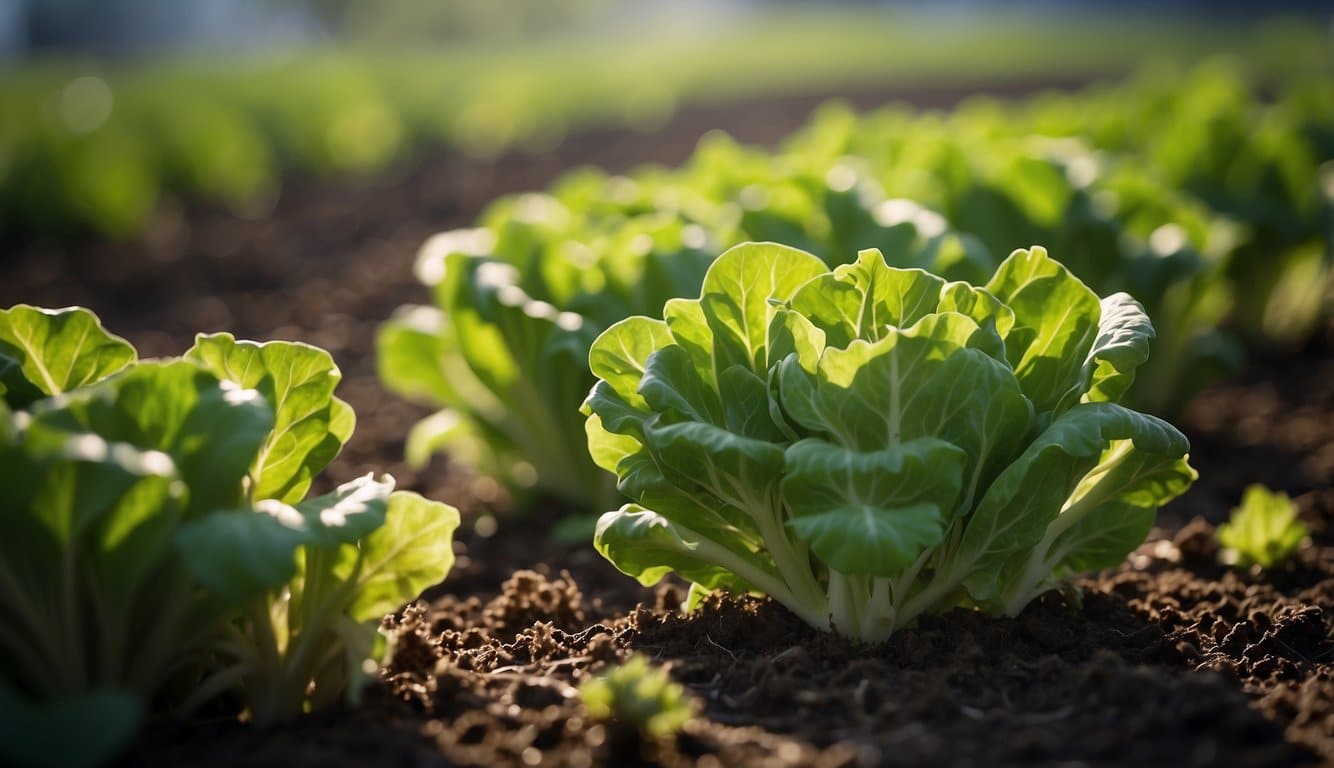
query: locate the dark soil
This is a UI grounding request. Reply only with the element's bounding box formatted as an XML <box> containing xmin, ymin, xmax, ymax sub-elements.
<box><xmin>2</xmin><ymin>81</ymin><xmax>1331</xmax><ymax>767</ymax></box>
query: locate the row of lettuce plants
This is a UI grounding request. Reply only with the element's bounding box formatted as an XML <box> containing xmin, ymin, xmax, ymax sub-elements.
<box><xmin>0</xmin><ymin>305</ymin><xmax>458</xmax><ymax>767</ymax></box>
<box><xmin>379</xmin><ymin>62</ymin><xmax>1331</xmax><ymax>514</ymax></box>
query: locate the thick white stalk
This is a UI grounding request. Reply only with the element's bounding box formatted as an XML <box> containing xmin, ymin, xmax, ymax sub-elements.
<box><xmin>896</xmin><ymin>562</ymin><xmax>966</xmax><ymax>629</ymax></box>
<box><xmin>753</xmin><ymin>500</ymin><xmax>826</xmax><ymax>613</ymax></box>
<box><xmin>827</xmin><ymin>571</ymin><xmax>860</xmax><ymax>637</ymax></box>
<box><xmin>858</xmin><ymin>577</ymin><xmax>897</xmax><ymax>642</ymax></box>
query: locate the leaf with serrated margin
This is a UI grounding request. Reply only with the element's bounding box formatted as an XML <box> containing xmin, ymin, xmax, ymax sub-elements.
<box><xmin>839</xmin><ymin>249</ymin><xmax>946</xmax><ymax>336</ymax></box>
<box><xmin>936</xmin><ymin>282</ymin><xmax>1013</xmax><ymax>362</ymax></box>
<box><xmin>789</xmin><ymin>249</ymin><xmax>947</xmax><ymax>348</ymax></box>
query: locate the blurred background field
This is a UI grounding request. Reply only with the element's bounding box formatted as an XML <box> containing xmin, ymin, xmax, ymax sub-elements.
<box><xmin>1</xmin><ymin>0</ymin><xmax>1330</xmax><ymax>241</ymax></box>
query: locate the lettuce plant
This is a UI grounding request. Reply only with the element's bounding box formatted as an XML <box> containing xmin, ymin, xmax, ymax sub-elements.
<box><xmin>383</xmin><ymin>64</ymin><xmax>1333</xmax><ymax>517</ymax></box>
<box><xmin>0</xmin><ymin>306</ymin><xmax>458</xmax><ymax>762</ymax></box>
<box><xmin>378</xmin><ymin>147</ymin><xmax>988</xmax><ymax>512</ymax></box>
<box><xmin>1217</xmin><ymin>485</ymin><xmax>1308</xmax><ymax>569</ymax></box>
<box><xmin>175</xmin><ymin>333</ymin><xmax>460</xmax><ymax>725</ymax></box>
<box><xmin>787</xmin><ymin>105</ymin><xmax>1253</xmax><ymax>415</ymax></box>
<box><xmin>1017</xmin><ymin>63</ymin><xmax>1334</xmax><ymax>353</ymax></box>
<box><xmin>584</xmin><ymin>243</ymin><xmax>1195</xmax><ymax>642</ymax></box>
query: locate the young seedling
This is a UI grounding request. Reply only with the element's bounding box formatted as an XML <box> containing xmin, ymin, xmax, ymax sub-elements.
<box><xmin>1217</xmin><ymin>485</ymin><xmax>1309</xmax><ymax>569</ymax></box>
<box><xmin>580</xmin><ymin>655</ymin><xmax>696</xmax><ymax>740</ymax></box>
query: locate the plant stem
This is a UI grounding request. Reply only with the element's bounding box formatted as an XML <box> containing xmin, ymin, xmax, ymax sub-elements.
<box><xmin>675</xmin><ymin>522</ymin><xmax>829</xmax><ymax>630</ymax></box>
<box><xmin>61</xmin><ymin>542</ymin><xmax>86</xmax><ymax>692</ymax></box>
<box><xmin>179</xmin><ymin>664</ymin><xmax>251</xmax><ymax>717</ymax></box>
<box><xmin>278</xmin><ymin>553</ymin><xmax>361</xmax><ymax>719</ymax></box>
<box><xmin>896</xmin><ymin>563</ymin><xmax>965</xmax><ymax>629</ymax></box>
<box><xmin>827</xmin><ymin>571</ymin><xmax>860</xmax><ymax>637</ymax></box>
<box><xmin>0</xmin><ymin>561</ymin><xmax>66</xmax><ymax>688</ymax></box>
<box><xmin>244</xmin><ymin>598</ymin><xmax>284</xmax><ymax>726</ymax></box>
<box><xmin>754</xmin><ymin>507</ymin><xmax>825</xmax><ymax>614</ymax></box>
<box><xmin>859</xmin><ymin>577</ymin><xmax>896</xmax><ymax>642</ymax></box>
<box><xmin>998</xmin><ymin>440</ymin><xmax>1137</xmax><ymax>615</ymax></box>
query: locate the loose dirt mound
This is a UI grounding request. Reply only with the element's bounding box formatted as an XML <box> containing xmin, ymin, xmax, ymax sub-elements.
<box><xmin>121</xmin><ymin>523</ymin><xmax>1332</xmax><ymax>767</ymax></box>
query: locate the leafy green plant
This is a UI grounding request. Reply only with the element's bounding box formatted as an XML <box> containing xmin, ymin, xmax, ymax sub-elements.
<box><xmin>580</xmin><ymin>655</ymin><xmax>696</xmax><ymax>739</ymax></box>
<box><xmin>584</xmin><ymin>243</ymin><xmax>1195</xmax><ymax>642</ymax></box>
<box><xmin>1016</xmin><ymin>62</ymin><xmax>1334</xmax><ymax>354</ymax></box>
<box><xmin>1217</xmin><ymin>485</ymin><xmax>1308</xmax><ymax>569</ymax></box>
<box><xmin>177</xmin><ymin>473</ymin><xmax>457</xmax><ymax>724</ymax></box>
<box><xmin>377</xmin><ymin>147</ymin><xmax>988</xmax><ymax>512</ymax></box>
<box><xmin>380</xmin><ymin>63</ymin><xmax>1330</xmax><ymax>519</ymax></box>
<box><xmin>0</xmin><ymin>306</ymin><xmax>458</xmax><ymax>763</ymax></box>
<box><xmin>786</xmin><ymin>103</ymin><xmax>1253</xmax><ymax>415</ymax></box>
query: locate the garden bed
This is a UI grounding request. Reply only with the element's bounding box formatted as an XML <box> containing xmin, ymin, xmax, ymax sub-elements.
<box><xmin>114</xmin><ymin>349</ymin><xmax>1334</xmax><ymax>768</ymax></box>
<box><xmin>3</xmin><ymin>84</ymin><xmax>1330</xmax><ymax>767</ymax></box>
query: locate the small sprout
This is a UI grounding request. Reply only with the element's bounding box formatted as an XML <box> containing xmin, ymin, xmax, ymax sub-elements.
<box><xmin>579</xmin><ymin>656</ymin><xmax>696</xmax><ymax>739</ymax></box>
<box><xmin>1217</xmin><ymin>485</ymin><xmax>1308</xmax><ymax>569</ymax></box>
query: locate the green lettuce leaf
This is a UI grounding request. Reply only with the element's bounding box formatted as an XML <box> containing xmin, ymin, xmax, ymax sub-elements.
<box><xmin>698</xmin><ymin>242</ymin><xmax>828</xmax><ymax>374</ymax></box>
<box><xmin>985</xmin><ymin>246</ymin><xmax>1101</xmax><ymax>415</ymax></box>
<box><xmin>187</xmin><ymin>333</ymin><xmax>352</xmax><ymax>504</ymax></box>
<box><xmin>782</xmin><ymin>437</ymin><xmax>966</xmax><ymax>575</ymax></box>
<box><xmin>0</xmin><ymin>305</ymin><xmax>134</xmax><ymax>406</ymax></box>
<box><xmin>954</xmin><ymin>402</ymin><xmax>1193</xmax><ymax>608</ymax></box>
